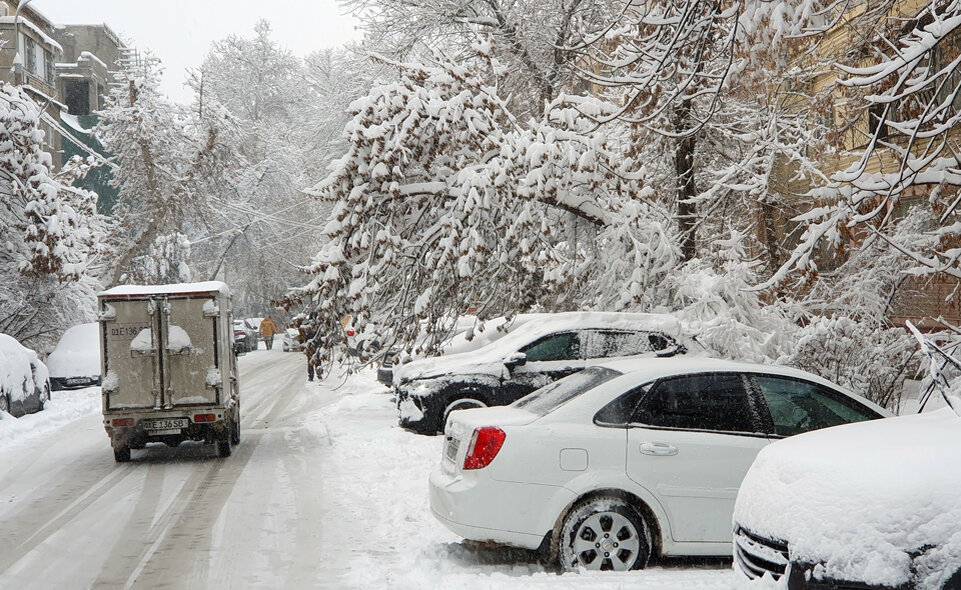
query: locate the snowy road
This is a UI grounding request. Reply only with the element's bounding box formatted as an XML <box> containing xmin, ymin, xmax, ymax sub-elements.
<box><xmin>0</xmin><ymin>349</ymin><xmax>734</xmax><ymax>589</ymax></box>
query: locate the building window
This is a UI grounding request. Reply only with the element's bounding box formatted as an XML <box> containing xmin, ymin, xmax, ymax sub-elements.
<box><xmin>24</xmin><ymin>36</ymin><xmax>37</xmax><ymax>76</ymax></box>
<box><xmin>65</xmin><ymin>80</ymin><xmax>90</xmax><ymax>116</ymax></box>
<box><xmin>44</xmin><ymin>50</ymin><xmax>54</xmax><ymax>85</ymax></box>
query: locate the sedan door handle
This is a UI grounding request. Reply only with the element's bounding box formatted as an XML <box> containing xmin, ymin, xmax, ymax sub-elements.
<box><xmin>639</xmin><ymin>441</ymin><xmax>678</xmax><ymax>456</ymax></box>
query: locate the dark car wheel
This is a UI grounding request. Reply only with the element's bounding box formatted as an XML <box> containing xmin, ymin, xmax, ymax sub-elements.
<box><xmin>443</xmin><ymin>398</ymin><xmax>488</xmax><ymax>429</ymax></box>
<box><xmin>559</xmin><ymin>495</ymin><xmax>652</xmax><ymax>572</ymax></box>
<box><xmin>0</xmin><ymin>394</ymin><xmax>9</xmax><ymax>414</ymax></box>
<box><xmin>218</xmin><ymin>421</ymin><xmax>233</xmax><ymax>457</ymax></box>
<box><xmin>944</xmin><ymin>569</ymin><xmax>961</xmax><ymax>590</ymax></box>
<box><xmin>230</xmin><ymin>411</ymin><xmax>241</xmax><ymax>445</ymax></box>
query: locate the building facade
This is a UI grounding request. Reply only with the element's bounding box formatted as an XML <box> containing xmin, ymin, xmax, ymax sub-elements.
<box><xmin>0</xmin><ymin>0</ymin><xmax>64</xmax><ymax>169</ymax></box>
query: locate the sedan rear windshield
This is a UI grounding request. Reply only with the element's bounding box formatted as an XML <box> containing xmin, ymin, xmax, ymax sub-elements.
<box><xmin>511</xmin><ymin>367</ymin><xmax>622</xmax><ymax>417</ymax></box>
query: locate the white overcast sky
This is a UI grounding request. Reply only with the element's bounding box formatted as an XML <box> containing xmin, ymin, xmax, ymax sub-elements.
<box><xmin>31</xmin><ymin>0</ymin><xmax>362</xmax><ymax>103</ymax></box>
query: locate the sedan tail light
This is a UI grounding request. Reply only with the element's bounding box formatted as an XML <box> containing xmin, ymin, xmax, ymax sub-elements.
<box><xmin>463</xmin><ymin>427</ymin><xmax>506</xmax><ymax>470</ymax></box>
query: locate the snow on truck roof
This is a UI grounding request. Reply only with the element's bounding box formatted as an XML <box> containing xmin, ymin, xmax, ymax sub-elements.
<box><xmin>99</xmin><ymin>281</ymin><xmax>230</xmax><ymax>298</ymax></box>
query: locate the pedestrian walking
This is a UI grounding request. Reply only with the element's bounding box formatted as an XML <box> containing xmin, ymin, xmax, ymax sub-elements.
<box><xmin>259</xmin><ymin>316</ymin><xmax>279</xmax><ymax>350</ymax></box>
<box><xmin>300</xmin><ymin>321</ymin><xmax>319</xmax><ymax>381</ymax></box>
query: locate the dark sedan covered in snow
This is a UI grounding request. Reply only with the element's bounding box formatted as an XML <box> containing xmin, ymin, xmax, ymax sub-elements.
<box><xmin>394</xmin><ymin>312</ymin><xmax>697</xmax><ymax>435</ymax></box>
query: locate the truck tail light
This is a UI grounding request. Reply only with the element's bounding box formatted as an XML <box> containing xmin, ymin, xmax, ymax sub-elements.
<box><xmin>463</xmin><ymin>427</ymin><xmax>506</xmax><ymax>470</ymax></box>
<box><xmin>194</xmin><ymin>413</ymin><xmax>216</xmax><ymax>422</ymax></box>
<box><xmin>346</xmin><ymin>329</ymin><xmax>355</xmax><ymax>337</ymax></box>
<box><xmin>112</xmin><ymin>418</ymin><xmax>134</xmax><ymax>427</ymax></box>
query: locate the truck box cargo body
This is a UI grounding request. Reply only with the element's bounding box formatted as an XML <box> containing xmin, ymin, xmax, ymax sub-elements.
<box><xmin>98</xmin><ymin>281</ymin><xmax>241</xmax><ymax>462</ymax></box>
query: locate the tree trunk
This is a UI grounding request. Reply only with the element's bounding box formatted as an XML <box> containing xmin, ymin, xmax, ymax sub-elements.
<box><xmin>674</xmin><ymin>100</ymin><xmax>697</xmax><ymax>261</ymax></box>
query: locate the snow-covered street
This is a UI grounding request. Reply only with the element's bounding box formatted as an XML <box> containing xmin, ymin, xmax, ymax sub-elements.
<box><xmin>0</xmin><ymin>349</ymin><xmax>732</xmax><ymax>589</ymax></box>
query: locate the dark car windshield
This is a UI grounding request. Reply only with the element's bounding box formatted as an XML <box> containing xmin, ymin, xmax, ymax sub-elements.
<box><xmin>512</xmin><ymin>367</ymin><xmax>623</xmax><ymax>417</ymax></box>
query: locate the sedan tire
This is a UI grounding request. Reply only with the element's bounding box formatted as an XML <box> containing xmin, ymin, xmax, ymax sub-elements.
<box><xmin>559</xmin><ymin>495</ymin><xmax>651</xmax><ymax>572</ymax></box>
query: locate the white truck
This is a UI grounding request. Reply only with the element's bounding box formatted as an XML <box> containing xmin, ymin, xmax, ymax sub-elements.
<box><xmin>98</xmin><ymin>281</ymin><xmax>241</xmax><ymax>462</ymax></box>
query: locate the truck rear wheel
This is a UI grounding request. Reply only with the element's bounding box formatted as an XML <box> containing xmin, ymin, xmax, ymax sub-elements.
<box><xmin>217</xmin><ymin>421</ymin><xmax>233</xmax><ymax>457</ymax></box>
<box><xmin>114</xmin><ymin>445</ymin><xmax>131</xmax><ymax>463</ymax></box>
<box><xmin>230</xmin><ymin>413</ymin><xmax>241</xmax><ymax>445</ymax></box>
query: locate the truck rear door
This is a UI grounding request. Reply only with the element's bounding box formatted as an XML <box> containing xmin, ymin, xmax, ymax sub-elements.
<box><xmin>163</xmin><ymin>296</ymin><xmax>219</xmax><ymax>406</ymax></box>
<box><xmin>103</xmin><ymin>299</ymin><xmax>159</xmax><ymax>410</ymax></box>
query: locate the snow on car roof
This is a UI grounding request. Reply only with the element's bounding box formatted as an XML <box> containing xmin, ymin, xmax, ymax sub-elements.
<box><xmin>99</xmin><ymin>281</ymin><xmax>230</xmax><ymax>298</ymax></box>
<box><xmin>734</xmin><ymin>409</ymin><xmax>961</xmax><ymax>589</ymax></box>
<box><xmin>468</xmin><ymin>311</ymin><xmax>686</xmax><ymax>356</ymax></box>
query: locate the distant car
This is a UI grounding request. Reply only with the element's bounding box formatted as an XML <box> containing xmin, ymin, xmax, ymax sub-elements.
<box><xmin>245</xmin><ymin>317</ymin><xmax>264</xmax><ymax>341</ymax></box>
<box><xmin>47</xmin><ymin>322</ymin><xmax>102</xmax><ymax>390</ymax></box>
<box><xmin>430</xmin><ymin>358</ymin><xmax>888</xmax><ymax>572</ymax></box>
<box><xmin>0</xmin><ymin>333</ymin><xmax>50</xmax><ymax>417</ymax></box>
<box><xmin>733</xmin><ymin>406</ymin><xmax>961</xmax><ymax>590</ymax></box>
<box><xmin>282</xmin><ymin>328</ymin><xmax>301</xmax><ymax>352</ymax></box>
<box><xmin>233</xmin><ymin>320</ymin><xmax>257</xmax><ymax>352</ymax></box>
<box><xmin>395</xmin><ymin>312</ymin><xmax>696</xmax><ymax>434</ymax></box>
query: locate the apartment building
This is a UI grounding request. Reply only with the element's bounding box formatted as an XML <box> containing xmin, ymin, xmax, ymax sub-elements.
<box><xmin>775</xmin><ymin>0</ymin><xmax>961</xmax><ymax>327</ymax></box>
<box><xmin>0</xmin><ymin>0</ymin><xmax>64</xmax><ymax>169</ymax></box>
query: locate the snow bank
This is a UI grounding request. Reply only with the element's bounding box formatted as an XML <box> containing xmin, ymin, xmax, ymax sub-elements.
<box><xmin>734</xmin><ymin>410</ymin><xmax>961</xmax><ymax>589</ymax></box>
<box><xmin>0</xmin><ymin>386</ymin><xmax>100</xmax><ymax>450</ymax></box>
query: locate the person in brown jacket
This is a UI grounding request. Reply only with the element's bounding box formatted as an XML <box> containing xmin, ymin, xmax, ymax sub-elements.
<box><xmin>259</xmin><ymin>317</ymin><xmax>279</xmax><ymax>350</ymax></box>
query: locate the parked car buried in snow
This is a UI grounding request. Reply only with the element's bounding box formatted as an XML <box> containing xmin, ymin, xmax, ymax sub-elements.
<box><xmin>282</xmin><ymin>328</ymin><xmax>301</xmax><ymax>352</ymax></box>
<box><xmin>429</xmin><ymin>358</ymin><xmax>888</xmax><ymax>571</ymax></box>
<box><xmin>99</xmin><ymin>282</ymin><xmax>241</xmax><ymax>462</ymax></box>
<box><xmin>378</xmin><ymin>314</ymin><xmax>547</xmax><ymax>387</ymax></box>
<box><xmin>47</xmin><ymin>322</ymin><xmax>102</xmax><ymax>390</ymax></box>
<box><xmin>0</xmin><ymin>334</ymin><xmax>50</xmax><ymax>417</ymax></box>
<box><xmin>394</xmin><ymin>312</ymin><xmax>695</xmax><ymax>435</ymax></box>
<box><xmin>732</xmin><ymin>406</ymin><xmax>961</xmax><ymax>590</ymax></box>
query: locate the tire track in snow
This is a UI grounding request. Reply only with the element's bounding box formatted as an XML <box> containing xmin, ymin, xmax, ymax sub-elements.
<box><xmin>0</xmin><ymin>462</ymin><xmax>137</xmax><ymax>575</ymax></box>
<box><xmin>92</xmin><ymin>433</ymin><xmax>263</xmax><ymax>589</ymax></box>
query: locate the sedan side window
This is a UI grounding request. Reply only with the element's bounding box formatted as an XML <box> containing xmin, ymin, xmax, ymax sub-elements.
<box><xmin>520</xmin><ymin>332</ymin><xmax>581</xmax><ymax>362</ymax></box>
<box><xmin>588</xmin><ymin>330</ymin><xmax>678</xmax><ymax>358</ymax></box>
<box><xmin>755</xmin><ymin>376</ymin><xmax>880</xmax><ymax>437</ymax></box>
<box><xmin>633</xmin><ymin>373</ymin><xmax>756</xmax><ymax>433</ymax></box>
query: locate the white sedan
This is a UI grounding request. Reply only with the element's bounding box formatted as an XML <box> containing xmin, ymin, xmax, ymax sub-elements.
<box><xmin>733</xmin><ymin>406</ymin><xmax>961</xmax><ymax>590</ymax></box>
<box><xmin>429</xmin><ymin>357</ymin><xmax>888</xmax><ymax>571</ymax></box>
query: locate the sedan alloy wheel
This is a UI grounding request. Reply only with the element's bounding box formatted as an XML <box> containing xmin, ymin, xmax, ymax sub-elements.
<box><xmin>560</xmin><ymin>496</ymin><xmax>650</xmax><ymax>572</ymax></box>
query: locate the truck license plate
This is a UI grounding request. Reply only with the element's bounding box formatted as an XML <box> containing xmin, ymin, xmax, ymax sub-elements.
<box><xmin>143</xmin><ymin>418</ymin><xmax>188</xmax><ymax>431</ymax></box>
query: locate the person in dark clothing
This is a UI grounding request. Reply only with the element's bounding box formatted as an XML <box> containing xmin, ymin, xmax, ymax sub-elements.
<box><xmin>300</xmin><ymin>323</ymin><xmax>318</xmax><ymax>381</ymax></box>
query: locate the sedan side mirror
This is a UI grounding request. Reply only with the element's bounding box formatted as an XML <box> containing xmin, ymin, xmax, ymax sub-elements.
<box><xmin>504</xmin><ymin>352</ymin><xmax>527</xmax><ymax>370</ymax></box>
